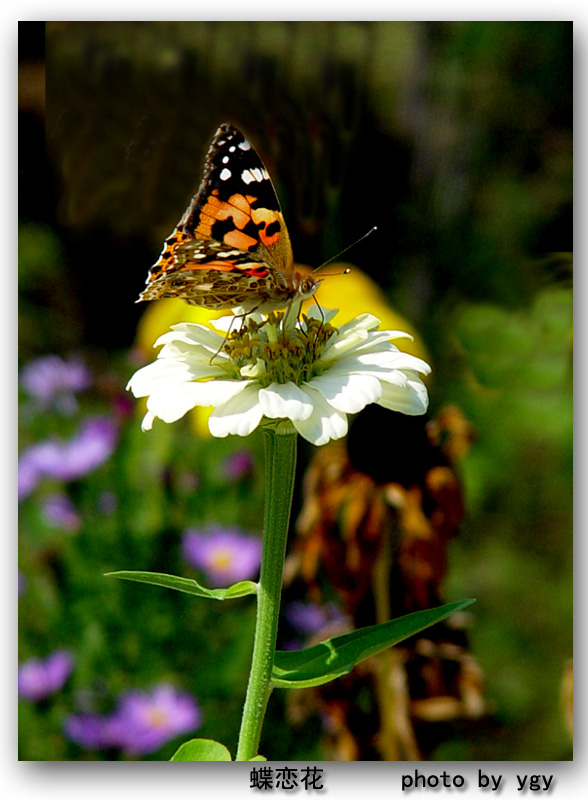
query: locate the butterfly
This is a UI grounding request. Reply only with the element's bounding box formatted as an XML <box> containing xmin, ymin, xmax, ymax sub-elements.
<box><xmin>138</xmin><ymin>123</ymin><xmax>321</xmax><ymax>315</ymax></box>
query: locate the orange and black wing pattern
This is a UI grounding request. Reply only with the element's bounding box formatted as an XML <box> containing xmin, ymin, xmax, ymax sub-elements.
<box><xmin>138</xmin><ymin>123</ymin><xmax>295</xmax><ymax>307</ymax></box>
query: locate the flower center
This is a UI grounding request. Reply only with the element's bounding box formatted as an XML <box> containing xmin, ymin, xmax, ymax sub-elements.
<box><xmin>209</xmin><ymin>547</ymin><xmax>235</xmax><ymax>572</ymax></box>
<box><xmin>222</xmin><ymin>313</ymin><xmax>336</xmax><ymax>387</ymax></box>
<box><xmin>146</xmin><ymin>706</ymin><xmax>169</xmax><ymax>729</ymax></box>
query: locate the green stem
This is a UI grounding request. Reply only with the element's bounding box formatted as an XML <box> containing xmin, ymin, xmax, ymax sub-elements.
<box><xmin>236</xmin><ymin>423</ymin><xmax>298</xmax><ymax>761</ymax></box>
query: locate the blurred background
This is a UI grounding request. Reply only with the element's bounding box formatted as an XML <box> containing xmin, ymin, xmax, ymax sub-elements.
<box><xmin>18</xmin><ymin>21</ymin><xmax>572</xmax><ymax>761</ymax></box>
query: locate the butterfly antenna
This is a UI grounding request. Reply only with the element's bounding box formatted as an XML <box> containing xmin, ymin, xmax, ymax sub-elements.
<box><xmin>313</xmin><ymin>226</ymin><xmax>378</xmax><ymax>274</ymax></box>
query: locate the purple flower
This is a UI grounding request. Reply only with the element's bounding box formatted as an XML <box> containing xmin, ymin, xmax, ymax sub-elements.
<box><xmin>64</xmin><ymin>684</ymin><xmax>202</xmax><ymax>756</ymax></box>
<box><xmin>181</xmin><ymin>526</ymin><xmax>262</xmax><ymax>587</ymax></box>
<box><xmin>222</xmin><ymin>450</ymin><xmax>254</xmax><ymax>481</ymax></box>
<box><xmin>41</xmin><ymin>492</ymin><xmax>81</xmax><ymax>533</ymax></box>
<box><xmin>18</xmin><ymin>417</ymin><xmax>118</xmax><ymax>499</ymax></box>
<box><xmin>20</xmin><ymin>355</ymin><xmax>91</xmax><ymax>414</ymax></box>
<box><xmin>18</xmin><ymin>650</ymin><xmax>73</xmax><ymax>701</ymax></box>
<box><xmin>43</xmin><ymin>417</ymin><xmax>118</xmax><ymax>481</ymax></box>
<box><xmin>112</xmin><ymin>684</ymin><xmax>202</xmax><ymax>756</ymax></box>
<box><xmin>18</xmin><ymin>571</ymin><xmax>26</xmax><ymax>596</ymax></box>
<box><xmin>63</xmin><ymin>713</ymin><xmax>123</xmax><ymax>751</ymax></box>
<box><xmin>18</xmin><ymin>447</ymin><xmax>43</xmax><ymax>500</ymax></box>
<box><xmin>285</xmin><ymin>601</ymin><xmax>346</xmax><ymax>637</ymax></box>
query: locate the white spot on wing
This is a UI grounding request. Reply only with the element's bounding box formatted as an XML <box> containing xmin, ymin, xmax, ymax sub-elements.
<box><xmin>220</xmin><ymin>168</ymin><xmax>232</xmax><ymax>181</ymax></box>
<box><xmin>241</xmin><ymin>167</ymin><xmax>267</xmax><ymax>184</ymax></box>
<box><xmin>239</xmin><ymin>139</ymin><xmax>251</xmax><ymax>151</ymax></box>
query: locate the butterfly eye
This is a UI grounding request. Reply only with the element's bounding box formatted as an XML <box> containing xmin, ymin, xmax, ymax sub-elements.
<box><xmin>300</xmin><ymin>277</ymin><xmax>320</xmax><ymax>299</ymax></box>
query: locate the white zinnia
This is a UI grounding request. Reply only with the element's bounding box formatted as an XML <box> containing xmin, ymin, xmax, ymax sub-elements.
<box><xmin>127</xmin><ymin>308</ymin><xmax>431</xmax><ymax>447</ymax></box>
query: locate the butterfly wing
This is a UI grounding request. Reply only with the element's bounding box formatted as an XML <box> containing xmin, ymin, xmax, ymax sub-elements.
<box><xmin>140</xmin><ymin>239</ymin><xmax>290</xmax><ymax>310</ymax></box>
<box><xmin>138</xmin><ymin>123</ymin><xmax>295</xmax><ymax>306</ymax></box>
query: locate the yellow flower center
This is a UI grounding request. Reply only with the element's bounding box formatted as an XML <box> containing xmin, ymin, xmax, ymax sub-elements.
<box><xmin>210</xmin><ymin>547</ymin><xmax>234</xmax><ymax>571</ymax></box>
<box><xmin>222</xmin><ymin>313</ymin><xmax>336</xmax><ymax>387</ymax></box>
<box><xmin>146</xmin><ymin>707</ymin><xmax>169</xmax><ymax>729</ymax></box>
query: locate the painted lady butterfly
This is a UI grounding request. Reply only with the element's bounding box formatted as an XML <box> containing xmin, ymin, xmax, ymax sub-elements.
<box><xmin>138</xmin><ymin>123</ymin><xmax>321</xmax><ymax>315</ymax></box>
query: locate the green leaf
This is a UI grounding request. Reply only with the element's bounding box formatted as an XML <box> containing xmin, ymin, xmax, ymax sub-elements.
<box><xmin>272</xmin><ymin>599</ymin><xmax>475</xmax><ymax>689</ymax></box>
<box><xmin>105</xmin><ymin>570</ymin><xmax>258</xmax><ymax>600</ymax></box>
<box><xmin>170</xmin><ymin>738</ymin><xmax>232</xmax><ymax>761</ymax></box>
<box><xmin>249</xmin><ymin>755</ymin><xmax>267</xmax><ymax>761</ymax></box>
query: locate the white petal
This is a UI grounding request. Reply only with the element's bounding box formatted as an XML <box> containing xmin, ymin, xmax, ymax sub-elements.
<box><xmin>208</xmin><ymin>315</ymin><xmax>239</xmax><ymax>332</ymax></box>
<box><xmin>146</xmin><ymin>380</ymin><xmax>252</xmax><ymax>425</ymax></box>
<box><xmin>353</xmin><ymin>348</ymin><xmax>431</xmax><ymax>375</ymax></box>
<box><xmin>127</xmin><ymin>359</ymin><xmax>224</xmax><ymax>397</ymax></box>
<box><xmin>329</xmin><ymin>359</ymin><xmax>409</xmax><ymax>389</ymax></box>
<box><xmin>258</xmin><ymin>382</ymin><xmax>314</xmax><ymax>420</ymax></box>
<box><xmin>141</xmin><ymin>411</ymin><xmax>155</xmax><ymax>431</ymax></box>
<box><xmin>127</xmin><ymin>361</ymin><xmax>191</xmax><ymax>397</ymax></box>
<box><xmin>322</xmin><ymin>327</ymin><xmax>369</xmax><ymax>360</ymax></box>
<box><xmin>159</xmin><ymin>323</ymin><xmax>226</xmax><ymax>352</ymax></box>
<box><xmin>307</xmin><ymin>371</ymin><xmax>382</xmax><ymax>414</ymax></box>
<box><xmin>377</xmin><ymin>373</ymin><xmax>429</xmax><ymax>415</ymax></box>
<box><xmin>385</xmin><ymin>330</ymin><xmax>416</xmax><ymax>343</ymax></box>
<box><xmin>322</xmin><ymin>324</ymin><xmax>415</xmax><ymax>363</ymax></box>
<box><xmin>320</xmin><ymin>314</ymin><xmax>381</xmax><ymax>355</ymax></box>
<box><xmin>208</xmin><ymin>384</ymin><xmax>264</xmax><ymax>438</ymax></box>
<box><xmin>157</xmin><ymin>340</ymin><xmax>227</xmax><ymax>367</ymax></box>
<box><xmin>329</xmin><ymin>348</ymin><xmax>431</xmax><ymax>388</ymax></box>
<box><xmin>336</xmin><ymin>313</ymin><xmax>382</xmax><ymax>334</ymax></box>
<box><xmin>189</xmin><ymin>380</ymin><xmax>255</xmax><ymax>406</ymax></box>
<box><xmin>292</xmin><ymin>386</ymin><xmax>348</xmax><ymax>446</ymax></box>
<box><xmin>350</xmin><ymin>332</ymin><xmax>414</xmax><ymax>355</ymax></box>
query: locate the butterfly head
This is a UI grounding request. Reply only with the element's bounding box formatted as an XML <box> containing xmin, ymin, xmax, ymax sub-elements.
<box><xmin>296</xmin><ymin>273</ymin><xmax>322</xmax><ymax>301</ymax></box>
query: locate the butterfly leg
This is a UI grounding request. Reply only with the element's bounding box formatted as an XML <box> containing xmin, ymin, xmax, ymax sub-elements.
<box><xmin>208</xmin><ymin>309</ymin><xmax>260</xmax><ymax>364</ymax></box>
<box><xmin>310</xmin><ymin>295</ymin><xmax>326</xmax><ymax>334</ymax></box>
<box><xmin>209</xmin><ymin>314</ymin><xmax>240</xmax><ymax>364</ymax></box>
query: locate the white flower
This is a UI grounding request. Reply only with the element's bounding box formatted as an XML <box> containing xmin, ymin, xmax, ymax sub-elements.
<box><xmin>127</xmin><ymin>309</ymin><xmax>431</xmax><ymax>447</ymax></box>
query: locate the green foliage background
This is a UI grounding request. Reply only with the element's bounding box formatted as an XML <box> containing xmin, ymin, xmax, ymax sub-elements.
<box><xmin>19</xmin><ymin>21</ymin><xmax>572</xmax><ymax>760</ymax></box>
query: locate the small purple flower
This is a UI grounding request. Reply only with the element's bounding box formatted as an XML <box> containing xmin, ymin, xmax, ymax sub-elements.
<box><xmin>285</xmin><ymin>601</ymin><xmax>346</xmax><ymax>637</ymax></box>
<box><xmin>18</xmin><ymin>650</ymin><xmax>73</xmax><ymax>701</ymax></box>
<box><xmin>20</xmin><ymin>355</ymin><xmax>91</xmax><ymax>414</ymax></box>
<box><xmin>222</xmin><ymin>450</ymin><xmax>254</xmax><ymax>481</ymax></box>
<box><xmin>112</xmin><ymin>684</ymin><xmax>202</xmax><ymax>756</ymax></box>
<box><xmin>64</xmin><ymin>684</ymin><xmax>202</xmax><ymax>756</ymax></box>
<box><xmin>181</xmin><ymin>526</ymin><xmax>262</xmax><ymax>587</ymax></box>
<box><xmin>18</xmin><ymin>417</ymin><xmax>118</xmax><ymax>499</ymax></box>
<box><xmin>47</xmin><ymin>417</ymin><xmax>118</xmax><ymax>481</ymax></box>
<box><xmin>18</xmin><ymin>571</ymin><xmax>26</xmax><ymax>596</ymax></box>
<box><xmin>63</xmin><ymin>713</ymin><xmax>122</xmax><ymax>751</ymax></box>
<box><xmin>41</xmin><ymin>492</ymin><xmax>81</xmax><ymax>533</ymax></box>
<box><xmin>18</xmin><ymin>447</ymin><xmax>44</xmax><ymax>500</ymax></box>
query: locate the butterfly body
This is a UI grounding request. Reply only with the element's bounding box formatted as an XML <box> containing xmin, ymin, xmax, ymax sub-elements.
<box><xmin>138</xmin><ymin>123</ymin><xmax>321</xmax><ymax>314</ymax></box>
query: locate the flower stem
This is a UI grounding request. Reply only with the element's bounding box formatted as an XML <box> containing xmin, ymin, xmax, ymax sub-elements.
<box><xmin>236</xmin><ymin>423</ymin><xmax>297</xmax><ymax>761</ymax></box>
